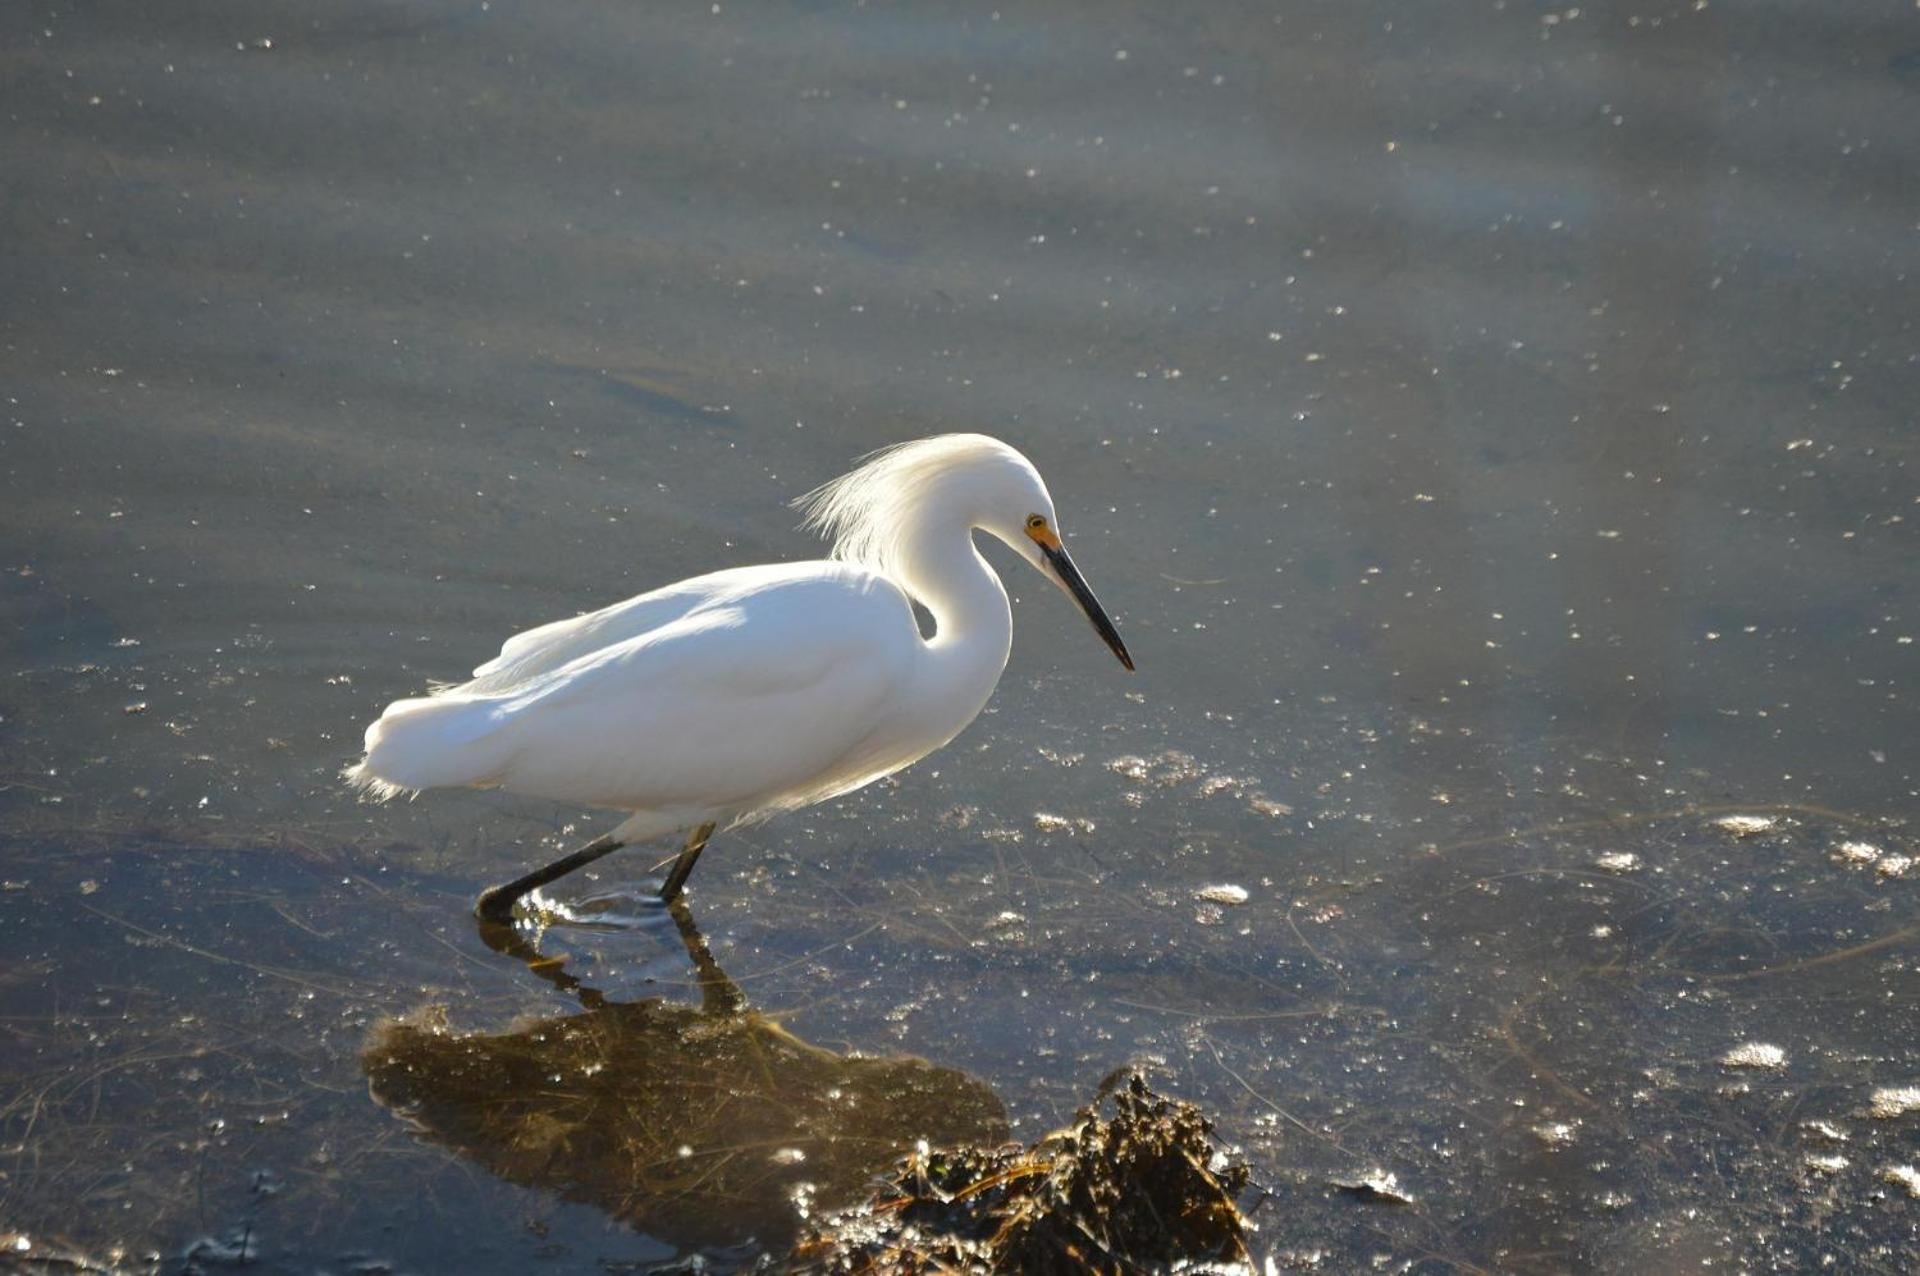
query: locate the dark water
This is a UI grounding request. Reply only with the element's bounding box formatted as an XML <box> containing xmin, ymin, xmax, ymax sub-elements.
<box><xmin>3</xmin><ymin>1</ymin><xmax>1916</xmax><ymax>1270</ymax></box>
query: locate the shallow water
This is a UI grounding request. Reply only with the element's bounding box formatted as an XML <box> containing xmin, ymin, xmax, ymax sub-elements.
<box><xmin>3</xmin><ymin>1</ymin><xmax>1916</xmax><ymax>1271</ymax></box>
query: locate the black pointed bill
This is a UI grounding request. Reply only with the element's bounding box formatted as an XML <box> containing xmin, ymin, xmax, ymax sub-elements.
<box><xmin>1040</xmin><ymin>542</ymin><xmax>1134</xmax><ymax>671</ymax></box>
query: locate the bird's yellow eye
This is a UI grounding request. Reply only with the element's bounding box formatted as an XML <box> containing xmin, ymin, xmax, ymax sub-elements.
<box><xmin>1023</xmin><ymin>513</ymin><xmax>1061</xmax><ymax>551</ymax></box>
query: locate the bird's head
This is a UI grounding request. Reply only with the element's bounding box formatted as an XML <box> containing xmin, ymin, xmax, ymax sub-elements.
<box><xmin>983</xmin><ymin>490</ymin><xmax>1134</xmax><ymax>674</ymax></box>
<box><xmin>799</xmin><ymin>434</ymin><xmax>1134</xmax><ymax>672</ymax></box>
<box><xmin>942</xmin><ymin>439</ymin><xmax>1135</xmax><ymax>673</ymax></box>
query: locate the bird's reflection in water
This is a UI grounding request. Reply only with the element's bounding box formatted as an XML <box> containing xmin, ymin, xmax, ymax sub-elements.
<box><xmin>361</xmin><ymin>901</ymin><xmax>1008</xmax><ymax>1253</ymax></box>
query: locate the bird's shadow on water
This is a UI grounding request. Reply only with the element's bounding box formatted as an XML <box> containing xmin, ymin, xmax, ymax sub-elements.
<box><xmin>359</xmin><ymin>897</ymin><xmax>1010</xmax><ymax>1258</ymax></box>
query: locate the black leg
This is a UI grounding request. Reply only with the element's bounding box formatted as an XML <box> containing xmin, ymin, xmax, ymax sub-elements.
<box><xmin>474</xmin><ymin>832</ymin><xmax>625</xmax><ymax>922</ymax></box>
<box><xmin>658</xmin><ymin>822</ymin><xmax>716</xmax><ymax>903</ymax></box>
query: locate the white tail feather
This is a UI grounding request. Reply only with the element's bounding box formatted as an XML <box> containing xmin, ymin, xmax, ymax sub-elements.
<box><xmin>345</xmin><ymin>694</ymin><xmax>511</xmax><ymax>800</ymax></box>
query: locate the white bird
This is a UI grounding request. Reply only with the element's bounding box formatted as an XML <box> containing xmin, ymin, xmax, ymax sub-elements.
<box><xmin>345</xmin><ymin>434</ymin><xmax>1133</xmax><ymax>920</ymax></box>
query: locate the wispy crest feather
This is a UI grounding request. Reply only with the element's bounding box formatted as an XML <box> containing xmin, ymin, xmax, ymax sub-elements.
<box><xmin>794</xmin><ymin>434</ymin><xmax>1031</xmax><ymax>580</ymax></box>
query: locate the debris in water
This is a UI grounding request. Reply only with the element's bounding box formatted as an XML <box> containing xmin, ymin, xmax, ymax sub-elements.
<box><xmin>1196</xmin><ymin>883</ymin><xmax>1250</xmax><ymax>906</ymax></box>
<box><xmin>1531</xmin><ymin>1121</ymin><xmax>1578</xmax><ymax>1149</ymax></box>
<box><xmin>1710</xmin><ymin>814</ymin><xmax>1778</xmax><ymax>838</ymax></box>
<box><xmin>1331</xmin><ymin>1170</ymin><xmax>1414</xmax><ymax>1205</ymax></box>
<box><xmin>1868</xmin><ymin>1086</ymin><xmax>1920</xmax><ymax>1120</ymax></box>
<box><xmin>1593</xmin><ymin>851</ymin><xmax>1640</xmax><ymax>873</ymax></box>
<box><xmin>1801</xmin><ymin>1119</ymin><xmax>1849</xmax><ymax>1144</ymax></box>
<box><xmin>1881</xmin><ymin>1164</ymin><xmax>1920</xmax><ymax>1199</ymax></box>
<box><xmin>1106</xmin><ymin>750</ymin><xmax>1289</xmax><ymax>822</ymax></box>
<box><xmin>1876</xmin><ymin>854</ymin><xmax>1912</xmax><ymax>878</ymax></box>
<box><xmin>1720</xmin><ymin>1042</ymin><xmax>1788</xmax><ymax>1071</ymax></box>
<box><xmin>1803</xmin><ymin>1152</ymin><xmax>1849</xmax><ymax>1176</ymax></box>
<box><xmin>1032</xmin><ymin>812</ymin><xmax>1095</xmax><ymax>835</ymax></box>
<box><xmin>1832</xmin><ymin>840</ymin><xmax>1882</xmax><ymax>865</ymax></box>
<box><xmin>1107</xmin><ymin>751</ymin><xmax>1206</xmax><ymax>787</ymax></box>
<box><xmin>789</xmin><ymin>1073</ymin><xmax>1252</xmax><ymax>1273</ymax></box>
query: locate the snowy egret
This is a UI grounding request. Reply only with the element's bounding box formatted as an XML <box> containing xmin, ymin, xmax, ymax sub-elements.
<box><xmin>346</xmin><ymin>434</ymin><xmax>1132</xmax><ymax>920</ymax></box>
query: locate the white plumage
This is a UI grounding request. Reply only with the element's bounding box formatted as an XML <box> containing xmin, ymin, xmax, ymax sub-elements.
<box><xmin>345</xmin><ymin>434</ymin><xmax>1132</xmax><ymax>908</ymax></box>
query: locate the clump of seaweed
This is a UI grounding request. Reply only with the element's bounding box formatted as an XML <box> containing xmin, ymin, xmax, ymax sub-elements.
<box><xmin>789</xmin><ymin>1072</ymin><xmax>1253</xmax><ymax>1274</ymax></box>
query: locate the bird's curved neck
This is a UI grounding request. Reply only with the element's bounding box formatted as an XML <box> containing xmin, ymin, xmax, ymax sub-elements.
<box><xmin>894</xmin><ymin>519</ymin><xmax>1013</xmax><ymax>697</ymax></box>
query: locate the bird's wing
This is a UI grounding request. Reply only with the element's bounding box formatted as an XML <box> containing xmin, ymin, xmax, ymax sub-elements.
<box><xmin>476</xmin><ymin>568</ymin><xmax>922</xmax><ymax>814</ymax></box>
<box><xmin>457</xmin><ymin>566</ymin><xmax>781</xmax><ymax>696</ymax></box>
